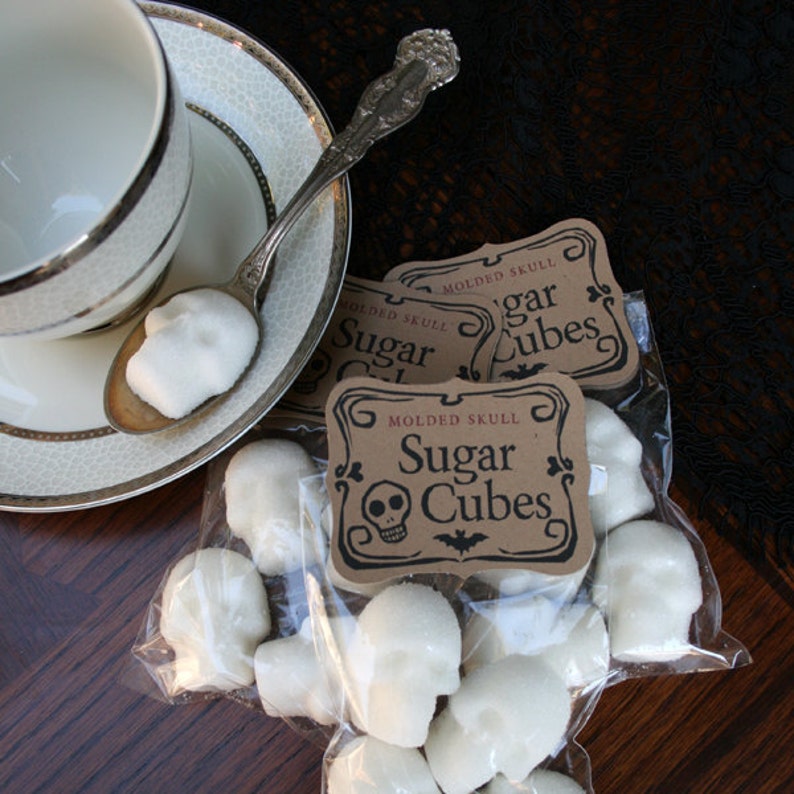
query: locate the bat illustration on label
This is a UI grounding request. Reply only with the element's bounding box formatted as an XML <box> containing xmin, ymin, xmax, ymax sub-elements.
<box><xmin>434</xmin><ymin>529</ymin><xmax>489</xmax><ymax>554</ymax></box>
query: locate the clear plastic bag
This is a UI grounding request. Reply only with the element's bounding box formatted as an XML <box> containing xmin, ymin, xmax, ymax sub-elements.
<box><xmin>586</xmin><ymin>293</ymin><xmax>750</xmax><ymax>680</ymax></box>
<box><xmin>299</xmin><ymin>472</ymin><xmax>606</xmax><ymax>793</ymax></box>
<box><xmin>129</xmin><ymin>420</ymin><xmax>339</xmax><ymax>747</ymax></box>
<box><xmin>129</xmin><ymin>291</ymin><xmax>750</xmax><ymax>792</ymax></box>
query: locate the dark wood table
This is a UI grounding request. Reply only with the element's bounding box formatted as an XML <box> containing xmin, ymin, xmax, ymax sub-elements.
<box><xmin>1</xmin><ymin>476</ymin><xmax>792</xmax><ymax>793</ymax></box>
<box><xmin>2</xmin><ymin>0</ymin><xmax>792</xmax><ymax>791</ymax></box>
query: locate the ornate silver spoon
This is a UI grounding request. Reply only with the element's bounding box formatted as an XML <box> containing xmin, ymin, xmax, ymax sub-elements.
<box><xmin>104</xmin><ymin>28</ymin><xmax>459</xmax><ymax>434</ymax></box>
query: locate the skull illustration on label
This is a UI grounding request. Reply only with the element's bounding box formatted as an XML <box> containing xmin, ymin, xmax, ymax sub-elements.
<box><xmin>363</xmin><ymin>480</ymin><xmax>412</xmax><ymax>543</ymax></box>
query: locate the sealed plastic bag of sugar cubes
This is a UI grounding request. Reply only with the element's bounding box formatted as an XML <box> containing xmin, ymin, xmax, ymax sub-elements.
<box><xmin>295</xmin><ymin>292</ymin><xmax>749</xmax><ymax>793</ymax></box>
<box><xmin>300</xmin><ymin>477</ymin><xmax>606</xmax><ymax>793</ymax></box>
<box><xmin>129</xmin><ymin>290</ymin><xmax>749</xmax><ymax>792</ymax></box>
<box><xmin>128</xmin><ymin>420</ymin><xmax>346</xmax><ymax>745</ymax></box>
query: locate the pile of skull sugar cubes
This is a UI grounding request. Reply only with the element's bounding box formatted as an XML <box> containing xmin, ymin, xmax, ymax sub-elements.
<box><xmin>156</xmin><ymin>437</ymin><xmax>331</xmax><ymax>709</ymax></box>
<box><xmin>312</xmin><ymin>575</ymin><xmax>595</xmax><ymax>794</ymax></box>
<box><xmin>326</xmin><ymin>734</ymin><xmax>587</xmax><ymax>794</ymax></box>
<box><xmin>130</xmin><ymin>217</ymin><xmax>751</xmax><ymax>794</ymax></box>
<box><xmin>314</xmin><ymin>575</ymin><xmax>602</xmax><ymax>793</ymax></box>
<box><xmin>149</xmin><ymin>391</ymin><xmax>711</xmax><ymax>792</ymax></box>
<box><xmin>314</xmin><ymin>394</ymin><xmax>707</xmax><ymax>793</ymax></box>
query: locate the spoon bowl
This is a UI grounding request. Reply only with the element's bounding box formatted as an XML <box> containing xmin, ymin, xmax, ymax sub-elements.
<box><xmin>104</xmin><ymin>28</ymin><xmax>459</xmax><ymax>434</ymax></box>
<box><xmin>104</xmin><ymin>281</ymin><xmax>262</xmax><ymax>432</ymax></box>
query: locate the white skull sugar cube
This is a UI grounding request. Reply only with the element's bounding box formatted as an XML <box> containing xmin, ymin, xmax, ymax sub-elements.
<box><xmin>126</xmin><ymin>288</ymin><xmax>259</xmax><ymax>419</ymax></box>
<box><xmin>425</xmin><ymin>655</ymin><xmax>572</xmax><ymax>794</ymax></box>
<box><xmin>472</xmin><ymin>552</ymin><xmax>590</xmax><ymax>601</ymax></box>
<box><xmin>584</xmin><ymin>398</ymin><xmax>655</xmax><ymax>536</ymax></box>
<box><xmin>483</xmin><ymin>769</ymin><xmax>585</xmax><ymax>793</ymax></box>
<box><xmin>224</xmin><ymin>439</ymin><xmax>320</xmax><ymax>576</ymax></box>
<box><xmin>592</xmin><ymin>519</ymin><xmax>703</xmax><ymax>661</ymax></box>
<box><xmin>159</xmin><ymin>548</ymin><xmax>271</xmax><ymax>694</ymax></box>
<box><xmin>345</xmin><ymin>582</ymin><xmax>462</xmax><ymax>748</ymax></box>
<box><xmin>254</xmin><ymin>615</ymin><xmax>354</xmax><ymax>726</ymax></box>
<box><xmin>326</xmin><ymin>734</ymin><xmax>441</xmax><ymax>794</ymax></box>
<box><xmin>537</xmin><ymin>603</ymin><xmax>609</xmax><ymax>691</ymax></box>
<box><xmin>463</xmin><ymin>594</ymin><xmax>609</xmax><ymax>690</ymax></box>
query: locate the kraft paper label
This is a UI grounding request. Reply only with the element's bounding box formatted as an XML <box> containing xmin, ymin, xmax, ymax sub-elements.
<box><xmin>326</xmin><ymin>375</ymin><xmax>594</xmax><ymax>584</ymax></box>
<box><xmin>386</xmin><ymin>218</ymin><xmax>640</xmax><ymax>390</ymax></box>
<box><xmin>278</xmin><ymin>276</ymin><xmax>501</xmax><ymax>419</ymax></box>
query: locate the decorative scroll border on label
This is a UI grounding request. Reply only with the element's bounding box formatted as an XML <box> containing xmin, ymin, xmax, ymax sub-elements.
<box><xmin>276</xmin><ymin>276</ymin><xmax>500</xmax><ymax>420</ymax></box>
<box><xmin>326</xmin><ymin>375</ymin><xmax>594</xmax><ymax>584</ymax></box>
<box><xmin>386</xmin><ymin>218</ymin><xmax>640</xmax><ymax>391</ymax></box>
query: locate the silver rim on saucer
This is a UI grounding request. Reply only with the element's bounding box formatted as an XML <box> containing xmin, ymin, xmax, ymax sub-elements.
<box><xmin>0</xmin><ymin>2</ymin><xmax>351</xmax><ymax>511</ymax></box>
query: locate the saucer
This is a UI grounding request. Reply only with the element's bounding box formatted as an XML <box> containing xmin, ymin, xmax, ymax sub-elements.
<box><xmin>0</xmin><ymin>2</ymin><xmax>350</xmax><ymax>510</ymax></box>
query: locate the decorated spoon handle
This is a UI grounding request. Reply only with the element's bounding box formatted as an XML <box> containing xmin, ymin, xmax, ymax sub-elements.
<box><xmin>231</xmin><ymin>28</ymin><xmax>460</xmax><ymax>299</ymax></box>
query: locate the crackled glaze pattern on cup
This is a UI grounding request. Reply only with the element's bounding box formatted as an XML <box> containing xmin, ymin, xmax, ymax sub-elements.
<box><xmin>0</xmin><ymin>0</ymin><xmax>193</xmax><ymax>339</ymax></box>
<box><xmin>0</xmin><ymin>70</ymin><xmax>192</xmax><ymax>338</ymax></box>
<box><xmin>0</xmin><ymin>4</ymin><xmax>350</xmax><ymax>509</ymax></box>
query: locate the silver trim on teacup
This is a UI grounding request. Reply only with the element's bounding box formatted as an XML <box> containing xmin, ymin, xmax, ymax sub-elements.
<box><xmin>0</xmin><ymin>104</ymin><xmax>276</xmax><ymax>442</ymax></box>
<box><xmin>25</xmin><ymin>157</ymin><xmax>194</xmax><ymax>338</ymax></box>
<box><xmin>0</xmin><ymin>9</ymin><xmax>177</xmax><ymax>299</ymax></box>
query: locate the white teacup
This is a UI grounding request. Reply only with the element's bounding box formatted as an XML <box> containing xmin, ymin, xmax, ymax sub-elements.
<box><xmin>0</xmin><ymin>0</ymin><xmax>192</xmax><ymax>339</ymax></box>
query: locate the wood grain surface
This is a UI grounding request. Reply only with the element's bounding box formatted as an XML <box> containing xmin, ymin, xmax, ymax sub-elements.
<box><xmin>1</xmin><ymin>472</ymin><xmax>791</xmax><ymax>793</ymax></box>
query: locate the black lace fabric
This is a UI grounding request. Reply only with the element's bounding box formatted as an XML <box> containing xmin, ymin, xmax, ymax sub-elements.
<box><xmin>194</xmin><ymin>0</ymin><xmax>793</xmax><ymax>571</ymax></box>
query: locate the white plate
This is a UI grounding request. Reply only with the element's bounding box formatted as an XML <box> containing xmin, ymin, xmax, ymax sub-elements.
<box><xmin>0</xmin><ymin>2</ymin><xmax>350</xmax><ymax>510</ymax></box>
